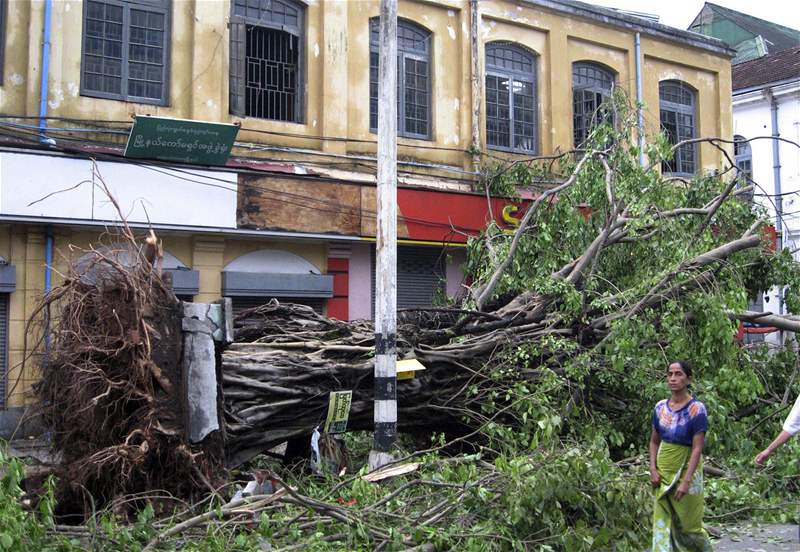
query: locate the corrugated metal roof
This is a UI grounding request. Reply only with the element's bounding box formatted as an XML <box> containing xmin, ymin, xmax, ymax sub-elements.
<box><xmin>704</xmin><ymin>3</ymin><xmax>800</xmax><ymax>55</ymax></box>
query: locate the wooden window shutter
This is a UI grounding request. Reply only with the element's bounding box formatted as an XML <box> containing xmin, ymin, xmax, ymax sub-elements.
<box><xmin>229</xmin><ymin>20</ymin><xmax>246</xmax><ymax>117</ymax></box>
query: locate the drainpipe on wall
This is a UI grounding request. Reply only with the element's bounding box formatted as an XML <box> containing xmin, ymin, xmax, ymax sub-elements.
<box><xmin>634</xmin><ymin>32</ymin><xmax>645</xmax><ymax>167</ymax></box>
<box><xmin>469</xmin><ymin>0</ymin><xmax>481</xmax><ymax>173</ymax></box>
<box><xmin>44</xmin><ymin>228</ymin><xmax>54</xmax><ymax>362</ymax></box>
<box><xmin>766</xmin><ymin>88</ymin><xmax>784</xmax><ymax>326</ymax></box>
<box><xmin>38</xmin><ymin>0</ymin><xmax>55</xmax><ymax>145</ymax></box>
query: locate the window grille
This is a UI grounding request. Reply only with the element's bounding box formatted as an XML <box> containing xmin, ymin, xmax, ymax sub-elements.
<box><xmin>81</xmin><ymin>0</ymin><xmax>170</xmax><ymax>105</ymax></box>
<box><xmin>572</xmin><ymin>62</ymin><xmax>615</xmax><ymax>147</ymax></box>
<box><xmin>659</xmin><ymin>81</ymin><xmax>697</xmax><ymax>175</ymax></box>
<box><xmin>230</xmin><ymin>0</ymin><xmax>304</xmax><ymax>123</ymax></box>
<box><xmin>485</xmin><ymin>42</ymin><xmax>537</xmax><ymax>153</ymax></box>
<box><xmin>369</xmin><ymin>18</ymin><xmax>431</xmax><ymax>139</ymax></box>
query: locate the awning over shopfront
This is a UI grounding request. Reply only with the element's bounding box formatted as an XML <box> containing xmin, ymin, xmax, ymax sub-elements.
<box><xmin>222</xmin><ymin>249</ymin><xmax>333</xmax><ymax>300</ymax></box>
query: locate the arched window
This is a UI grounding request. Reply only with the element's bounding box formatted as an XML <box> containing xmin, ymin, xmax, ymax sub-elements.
<box><xmin>229</xmin><ymin>0</ymin><xmax>305</xmax><ymax>122</ymax></box>
<box><xmin>659</xmin><ymin>80</ymin><xmax>697</xmax><ymax>175</ymax></box>
<box><xmin>369</xmin><ymin>18</ymin><xmax>432</xmax><ymax>139</ymax></box>
<box><xmin>485</xmin><ymin>42</ymin><xmax>537</xmax><ymax>153</ymax></box>
<box><xmin>572</xmin><ymin>62</ymin><xmax>615</xmax><ymax>146</ymax></box>
<box><xmin>734</xmin><ymin>135</ymin><xmax>752</xmax><ymax>184</ymax></box>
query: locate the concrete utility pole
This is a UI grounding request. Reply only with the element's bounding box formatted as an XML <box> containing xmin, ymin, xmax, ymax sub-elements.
<box><xmin>369</xmin><ymin>0</ymin><xmax>398</xmax><ymax>471</ymax></box>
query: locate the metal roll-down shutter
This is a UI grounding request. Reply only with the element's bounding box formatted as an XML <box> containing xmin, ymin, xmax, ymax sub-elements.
<box><xmin>371</xmin><ymin>245</ymin><xmax>445</xmax><ymax>314</ymax></box>
<box><xmin>0</xmin><ymin>294</ymin><xmax>9</xmax><ymax>409</ymax></box>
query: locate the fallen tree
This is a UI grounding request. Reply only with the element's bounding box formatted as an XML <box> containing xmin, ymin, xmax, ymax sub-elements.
<box><xmin>223</xmin><ymin>104</ymin><xmax>800</xmax><ymax>471</ymax></box>
<box><xmin>15</xmin><ymin>101</ymin><xmax>800</xmax><ymax>550</ymax></box>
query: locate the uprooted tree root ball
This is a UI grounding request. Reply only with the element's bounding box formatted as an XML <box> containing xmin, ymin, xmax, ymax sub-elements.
<box><xmin>30</xmin><ymin>232</ymin><xmax>223</xmax><ymax>518</ymax></box>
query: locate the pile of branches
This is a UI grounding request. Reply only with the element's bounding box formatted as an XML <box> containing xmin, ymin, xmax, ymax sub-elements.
<box><xmin>30</xmin><ymin>225</ymin><xmax>220</xmax><ymax>516</ymax></box>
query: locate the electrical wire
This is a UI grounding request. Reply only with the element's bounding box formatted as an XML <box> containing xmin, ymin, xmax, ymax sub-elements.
<box><xmin>0</xmin><ymin>124</ymin><xmax>490</xmax><ymax>235</ymax></box>
<box><xmin>0</xmin><ymin>124</ymin><xmax>481</xmax><ymax>203</ymax></box>
<box><xmin>0</xmin><ymin>118</ymin><xmax>479</xmax><ymax>180</ymax></box>
<box><xmin>0</xmin><ymin>112</ymin><xmax>472</xmax><ymax>153</ymax></box>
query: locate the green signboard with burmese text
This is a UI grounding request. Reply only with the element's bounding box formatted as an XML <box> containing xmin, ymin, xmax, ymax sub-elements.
<box><xmin>124</xmin><ymin>116</ymin><xmax>239</xmax><ymax>166</ymax></box>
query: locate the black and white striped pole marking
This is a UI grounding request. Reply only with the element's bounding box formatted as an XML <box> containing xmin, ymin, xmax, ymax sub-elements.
<box><xmin>369</xmin><ymin>0</ymin><xmax>398</xmax><ymax>471</ymax></box>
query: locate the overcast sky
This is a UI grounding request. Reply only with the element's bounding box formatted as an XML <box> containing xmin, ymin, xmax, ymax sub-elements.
<box><xmin>585</xmin><ymin>0</ymin><xmax>800</xmax><ymax>32</ymax></box>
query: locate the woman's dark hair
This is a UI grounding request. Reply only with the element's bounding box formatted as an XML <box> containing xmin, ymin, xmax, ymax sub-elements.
<box><xmin>668</xmin><ymin>360</ymin><xmax>692</xmax><ymax>378</ymax></box>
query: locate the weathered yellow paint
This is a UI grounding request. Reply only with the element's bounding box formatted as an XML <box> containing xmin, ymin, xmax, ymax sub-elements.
<box><xmin>0</xmin><ymin>0</ymin><xmax>732</xmax><ymax>172</ymax></box>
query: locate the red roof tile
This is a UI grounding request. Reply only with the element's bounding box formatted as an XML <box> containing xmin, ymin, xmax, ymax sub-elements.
<box><xmin>732</xmin><ymin>46</ymin><xmax>800</xmax><ymax>91</ymax></box>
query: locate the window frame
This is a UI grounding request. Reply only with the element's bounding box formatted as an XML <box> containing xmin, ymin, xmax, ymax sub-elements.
<box><xmin>659</xmin><ymin>80</ymin><xmax>698</xmax><ymax>176</ymax></box>
<box><xmin>229</xmin><ymin>0</ymin><xmax>306</xmax><ymax>124</ymax></box>
<box><xmin>80</xmin><ymin>0</ymin><xmax>172</xmax><ymax>106</ymax></box>
<box><xmin>484</xmin><ymin>42</ymin><xmax>538</xmax><ymax>155</ymax></box>
<box><xmin>734</xmin><ymin>134</ymin><xmax>753</xmax><ymax>182</ymax></box>
<box><xmin>572</xmin><ymin>61</ymin><xmax>615</xmax><ymax>147</ymax></box>
<box><xmin>369</xmin><ymin>17</ymin><xmax>432</xmax><ymax>141</ymax></box>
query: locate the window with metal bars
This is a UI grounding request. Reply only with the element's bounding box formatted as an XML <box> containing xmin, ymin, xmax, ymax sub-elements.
<box><xmin>80</xmin><ymin>0</ymin><xmax>170</xmax><ymax>105</ymax></box>
<box><xmin>572</xmin><ymin>62</ymin><xmax>615</xmax><ymax>147</ymax></box>
<box><xmin>369</xmin><ymin>18</ymin><xmax>431</xmax><ymax>140</ymax></box>
<box><xmin>485</xmin><ymin>42</ymin><xmax>537</xmax><ymax>153</ymax></box>
<box><xmin>659</xmin><ymin>80</ymin><xmax>697</xmax><ymax>175</ymax></box>
<box><xmin>230</xmin><ymin>0</ymin><xmax>304</xmax><ymax>123</ymax></box>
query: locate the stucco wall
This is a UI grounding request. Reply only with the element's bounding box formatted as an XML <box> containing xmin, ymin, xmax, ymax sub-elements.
<box><xmin>0</xmin><ymin>0</ymin><xmax>733</xmax><ymax>173</ymax></box>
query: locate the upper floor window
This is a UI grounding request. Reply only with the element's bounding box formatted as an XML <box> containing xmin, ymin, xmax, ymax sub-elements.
<box><xmin>485</xmin><ymin>42</ymin><xmax>537</xmax><ymax>153</ymax></box>
<box><xmin>659</xmin><ymin>80</ymin><xmax>697</xmax><ymax>175</ymax></box>
<box><xmin>572</xmin><ymin>62</ymin><xmax>614</xmax><ymax>147</ymax></box>
<box><xmin>734</xmin><ymin>135</ymin><xmax>752</xmax><ymax>183</ymax></box>
<box><xmin>81</xmin><ymin>0</ymin><xmax>170</xmax><ymax>105</ymax></box>
<box><xmin>369</xmin><ymin>18</ymin><xmax>431</xmax><ymax>140</ymax></box>
<box><xmin>230</xmin><ymin>0</ymin><xmax>305</xmax><ymax>123</ymax></box>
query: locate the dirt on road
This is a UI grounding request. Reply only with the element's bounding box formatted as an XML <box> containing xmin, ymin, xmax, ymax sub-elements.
<box><xmin>713</xmin><ymin>524</ymin><xmax>799</xmax><ymax>551</ymax></box>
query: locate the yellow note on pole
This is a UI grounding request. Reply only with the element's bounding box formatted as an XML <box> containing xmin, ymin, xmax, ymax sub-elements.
<box><xmin>324</xmin><ymin>391</ymin><xmax>352</xmax><ymax>434</ymax></box>
<box><xmin>397</xmin><ymin>358</ymin><xmax>426</xmax><ymax>380</ymax></box>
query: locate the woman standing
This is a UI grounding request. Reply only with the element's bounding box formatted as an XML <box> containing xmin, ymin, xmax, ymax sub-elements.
<box><xmin>649</xmin><ymin>361</ymin><xmax>713</xmax><ymax>552</ymax></box>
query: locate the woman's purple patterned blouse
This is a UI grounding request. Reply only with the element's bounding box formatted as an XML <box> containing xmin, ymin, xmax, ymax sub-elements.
<box><xmin>652</xmin><ymin>398</ymin><xmax>708</xmax><ymax>446</ymax></box>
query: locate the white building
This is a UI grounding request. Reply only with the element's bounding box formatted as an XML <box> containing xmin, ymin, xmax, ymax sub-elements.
<box><xmin>731</xmin><ymin>46</ymin><xmax>800</xmax><ymax>344</ymax></box>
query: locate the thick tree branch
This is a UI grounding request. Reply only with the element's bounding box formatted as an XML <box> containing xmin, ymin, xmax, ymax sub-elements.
<box><xmin>475</xmin><ymin>152</ymin><xmax>598</xmax><ymax>310</ymax></box>
<box><xmin>730</xmin><ymin>311</ymin><xmax>800</xmax><ymax>333</ymax></box>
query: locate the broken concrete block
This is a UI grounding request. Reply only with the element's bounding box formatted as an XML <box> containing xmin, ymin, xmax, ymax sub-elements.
<box><xmin>182</xmin><ymin>303</ymin><xmax>219</xmax><ymax>443</ymax></box>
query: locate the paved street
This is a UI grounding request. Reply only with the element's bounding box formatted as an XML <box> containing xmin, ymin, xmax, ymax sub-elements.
<box><xmin>713</xmin><ymin>524</ymin><xmax>799</xmax><ymax>551</ymax></box>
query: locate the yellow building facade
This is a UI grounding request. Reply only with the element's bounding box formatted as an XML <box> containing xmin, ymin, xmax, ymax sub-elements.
<box><xmin>0</xmin><ymin>0</ymin><xmax>734</xmax><ymax>413</ymax></box>
<box><xmin>1</xmin><ymin>0</ymin><xmax>733</xmax><ymax>168</ymax></box>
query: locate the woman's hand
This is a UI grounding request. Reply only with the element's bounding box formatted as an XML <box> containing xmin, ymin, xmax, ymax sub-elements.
<box><xmin>754</xmin><ymin>448</ymin><xmax>771</xmax><ymax>466</ymax></box>
<box><xmin>650</xmin><ymin>468</ymin><xmax>661</xmax><ymax>488</ymax></box>
<box><xmin>673</xmin><ymin>480</ymin><xmax>689</xmax><ymax>501</ymax></box>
